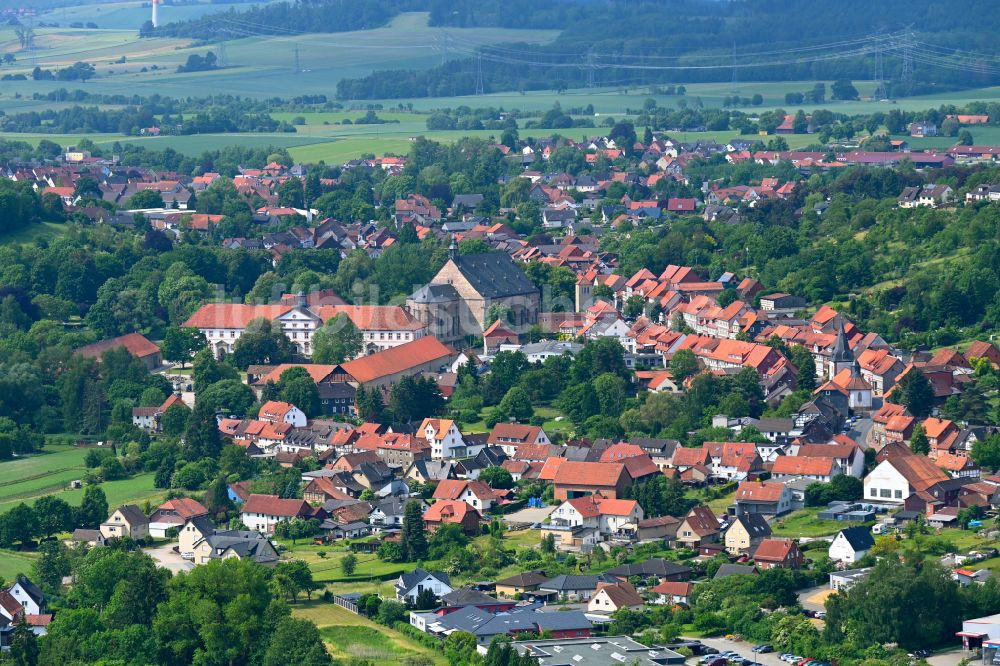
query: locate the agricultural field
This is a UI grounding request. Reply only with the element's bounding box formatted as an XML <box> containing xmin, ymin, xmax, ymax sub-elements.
<box><xmin>0</xmin><ymin>548</ymin><xmax>38</xmax><ymax>581</ymax></box>
<box><xmin>0</xmin><ymin>444</ymin><xmax>167</xmax><ymax>512</ymax></box>
<box><xmin>0</xmin><ymin>12</ymin><xmax>559</xmax><ymax>102</ymax></box>
<box><xmin>37</xmin><ymin>0</ymin><xmax>264</xmax><ymax>32</ymax></box>
<box><xmin>293</xmin><ymin>602</ymin><xmax>445</xmax><ymax>666</ymax></box>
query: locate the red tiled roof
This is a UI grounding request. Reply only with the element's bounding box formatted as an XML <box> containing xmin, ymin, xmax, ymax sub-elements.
<box><xmin>488</xmin><ymin>423</ymin><xmax>544</xmax><ymax>445</ymax></box>
<box><xmin>76</xmin><ymin>332</ymin><xmax>161</xmax><ymax>360</ymax></box>
<box><xmin>599</xmin><ymin>443</ymin><xmax>646</xmax><ymax>462</ymax></box>
<box><xmin>341</xmin><ymin>336</ymin><xmax>453</xmax><ymax>384</ymax></box>
<box><xmin>552</xmin><ymin>461</ymin><xmax>626</xmax><ymax>488</ymax></box>
<box><xmin>257</xmin><ymin>364</ymin><xmax>338</xmax><ymax>385</ymax></box>
<box><xmin>754</xmin><ymin>538</ymin><xmax>798</xmax><ymax>562</ymax></box>
<box><xmin>424</xmin><ymin>499</ymin><xmax>480</xmax><ymax>524</ymax></box>
<box><xmin>650</xmin><ymin>581</ymin><xmax>693</xmax><ymax>597</ymax></box>
<box><xmin>183</xmin><ymin>304</ymin><xmax>293</xmax><ymax>329</ymax></box>
<box><xmin>242</xmin><ymin>494</ymin><xmax>312</xmax><ymax>518</ymax></box>
<box><xmin>157</xmin><ymin>497</ymin><xmax>208</xmax><ymax>519</ymax></box>
<box><xmin>771</xmin><ymin>456</ymin><xmax>834</xmax><ymax>477</ymax></box>
<box><xmin>735</xmin><ymin>481</ymin><xmax>786</xmax><ymax>502</ymax></box>
<box><xmin>314</xmin><ymin>305</ymin><xmax>425</xmax><ymax>331</ymax></box>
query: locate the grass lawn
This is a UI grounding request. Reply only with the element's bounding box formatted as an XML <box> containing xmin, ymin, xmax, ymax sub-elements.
<box><xmin>0</xmin><ymin>221</ymin><xmax>69</xmax><ymax>245</ymax></box>
<box><xmin>277</xmin><ymin>540</ymin><xmax>416</xmax><ymax>585</ymax></box>
<box><xmin>0</xmin><ymin>548</ymin><xmax>39</xmax><ymax>581</ymax></box>
<box><xmin>292</xmin><ymin>601</ymin><xmax>445</xmax><ymax>666</ymax></box>
<box><xmin>770</xmin><ymin>508</ymin><xmax>856</xmax><ymax>538</ymax></box>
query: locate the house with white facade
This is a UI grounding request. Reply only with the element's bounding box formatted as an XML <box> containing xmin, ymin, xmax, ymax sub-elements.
<box><xmin>239</xmin><ymin>494</ymin><xmax>315</xmax><ymax>534</ymax></box>
<box><xmin>395</xmin><ymin>568</ymin><xmax>453</xmax><ymax>603</ymax></box>
<box><xmin>828</xmin><ymin>526</ymin><xmax>875</xmax><ymax>564</ymax></box>
<box><xmin>549</xmin><ymin>496</ymin><xmax>644</xmax><ymax>538</ymax></box>
<box><xmin>863</xmin><ymin>455</ymin><xmax>950</xmax><ymax>504</ymax></box>
<box><xmin>258</xmin><ymin>400</ymin><xmax>307</xmax><ymax>428</ymax></box>
<box><xmin>420</xmin><ymin>418</ymin><xmax>469</xmax><ymax>459</ymax></box>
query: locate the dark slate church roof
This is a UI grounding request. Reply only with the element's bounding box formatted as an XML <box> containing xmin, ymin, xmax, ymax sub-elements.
<box><xmin>409</xmin><ymin>283</ymin><xmax>461</xmax><ymax>304</ymax></box>
<box><xmin>452</xmin><ymin>252</ymin><xmax>539</xmax><ymax>299</ymax></box>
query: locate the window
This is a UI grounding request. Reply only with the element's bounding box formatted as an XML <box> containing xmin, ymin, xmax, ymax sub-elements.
<box><xmin>895</xmin><ymin>489</ymin><xmax>902</xmax><ymax>498</ymax></box>
<box><xmin>869</xmin><ymin>488</ymin><xmax>878</xmax><ymax>497</ymax></box>
<box><xmin>880</xmin><ymin>489</ymin><xmax>891</xmax><ymax>498</ymax></box>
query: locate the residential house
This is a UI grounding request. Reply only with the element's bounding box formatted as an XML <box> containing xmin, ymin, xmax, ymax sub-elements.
<box><xmin>147</xmin><ymin>497</ymin><xmax>209</xmax><ymax>538</ymax></box>
<box><xmin>587</xmin><ymin>582</ymin><xmax>644</xmax><ymax>614</ymax></box>
<box><xmin>650</xmin><ymin>581</ymin><xmax>694</xmax><ymax>606</ymax></box>
<box><xmin>100</xmin><ymin>505</ymin><xmax>149</xmax><ymax>541</ymax></box>
<box><xmin>178</xmin><ymin>516</ymin><xmax>279</xmax><ymax>565</ymax></box>
<box><xmin>259</xmin><ymin>400</ymin><xmax>307</xmax><ymax>428</ymax></box>
<box><xmin>396</xmin><ymin>569</ymin><xmax>453</xmax><ymax>603</ymax></box>
<box><xmin>604</xmin><ymin>558</ymin><xmax>692</xmax><ymax>582</ymax></box>
<box><xmin>770</xmin><ymin>456</ymin><xmax>836</xmax><ymax>483</ymax></box>
<box><xmin>487</xmin><ymin>423</ymin><xmax>551</xmax><ymax>456</ymax></box>
<box><xmin>734</xmin><ymin>480</ymin><xmax>793</xmax><ymax>516</ymax></box>
<box><xmin>538</xmin><ymin>574</ymin><xmax>619</xmax><ymax>601</ymax></box>
<box><xmin>495</xmin><ymin>571</ymin><xmax>549</xmax><ymax>598</ymax></box>
<box><xmin>753</xmin><ymin>538</ymin><xmax>803</xmax><ymax>569</ymax></box>
<box><xmin>432</xmin><ymin>479</ymin><xmax>500</xmax><ymax>513</ymax></box>
<box><xmin>676</xmin><ymin>505</ymin><xmax>721</xmax><ymax>548</ymax></box>
<box><xmin>828</xmin><ymin>526</ymin><xmax>875</xmax><ymax>564</ymax></box>
<box><xmin>724</xmin><ymin>513</ymin><xmax>773</xmax><ymax>554</ymax></box>
<box><xmin>240</xmin><ymin>494</ymin><xmax>316</xmax><ymax>534</ymax></box>
<box><xmin>420</xmin><ymin>418</ymin><xmax>468</xmax><ymax>460</ymax></box>
<box><xmin>423</xmin><ymin>499</ymin><xmax>482</xmax><ymax>535</ymax></box>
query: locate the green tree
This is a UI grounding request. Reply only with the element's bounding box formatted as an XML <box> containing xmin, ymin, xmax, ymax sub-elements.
<box><xmin>263</xmin><ymin>617</ymin><xmax>331</xmax><ymax>666</ymax></box>
<box><xmin>161</xmin><ymin>326</ymin><xmax>205</xmax><ymax>368</ymax></box>
<box><xmin>231</xmin><ymin>317</ymin><xmax>296</xmax><ymax>369</ymax></box>
<box><xmin>401</xmin><ymin>499</ymin><xmax>428</xmax><ymax>561</ymax></box>
<box><xmin>161</xmin><ymin>402</ymin><xmax>190</xmax><ymax>436</ymax></box>
<box><xmin>278</xmin><ymin>368</ymin><xmax>320</xmax><ymax>417</ymax></box>
<box><xmin>0</xmin><ymin>503</ymin><xmax>35</xmax><ymax>549</ymax></box>
<box><xmin>184</xmin><ymin>400</ymin><xmax>222</xmax><ymax>459</ymax></box>
<box><xmin>497</xmin><ymin>386</ymin><xmax>534</xmax><ymax>422</ymax></box>
<box><xmin>199</xmin><ymin>379</ymin><xmax>256</xmax><ymax>416</ymax></box>
<box><xmin>669</xmin><ymin>348</ymin><xmax>698</xmax><ymax>383</ymax></box>
<box><xmin>910</xmin><ymin>423</ymin><xmax>929</xmax><ymax>455</ymax></box>
<box><xmin>972</xmin><ymin>434</ymin><xmax>1000</xmax><ymax>471</ymax></box>
<box><xmin>593</xmin><ymin>372</ymin><xmax>628</xmax><ymax>417</ymax></box>
<box><xmin>76</xmin><ymin>485</ymin><xmax>108</xmax><ymax>530</ymax></box>
<box><xmin>341</xmin><ymin>552</ymin><xmax>358</xmax><ymax>576</ymax></box>
<box><xmin>478</xmin><ymin>466</ymin><xmax>514</xmax><ymax>490</ymax></box>
<box><xmin>890</xmin><ymin>368</ymin><xmax>935</xmax><ymax>418</ymax></box>
<box><xmin>8</xmin><ymin>618</ymin><xmax>39</xmax><ymax>666</ymax></box>
<box><xmin>444</xmin><ymin>630</ymin><xmax>479</xmax><ymax>666</ymax></box>
<box><xmin>311</xmin><ymin>313</ymin><xmax>362</xmax><ymax>363</ymax></box>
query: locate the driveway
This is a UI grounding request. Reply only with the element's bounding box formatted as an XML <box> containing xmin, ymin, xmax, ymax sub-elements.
<box><xmin>146</xmin><ymin>544</ymin><xmax>195</xmax><ymax>574</ymax></box>
<box><xmin>502</xmin><ymin>505</ymin><xmax>555</xmax><ymax>526</ymax></box>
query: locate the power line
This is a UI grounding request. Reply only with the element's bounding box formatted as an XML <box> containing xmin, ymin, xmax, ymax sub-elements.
<box><xmin>475</xmin><ymin>53</ymin><xmax>484</xmax><ymax>95</ymax></box>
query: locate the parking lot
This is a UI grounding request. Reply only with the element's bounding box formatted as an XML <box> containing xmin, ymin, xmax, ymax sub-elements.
<box><xmin>686</xmin><ymin>636</ymin><xmax>788</xmax><ymax>666</ymax></box>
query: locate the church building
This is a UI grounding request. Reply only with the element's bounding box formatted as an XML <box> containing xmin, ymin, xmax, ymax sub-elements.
<box><xmin>406</xmin><ymin>242</ymin><xmax>540</xmax><ymax>344</ymax></box>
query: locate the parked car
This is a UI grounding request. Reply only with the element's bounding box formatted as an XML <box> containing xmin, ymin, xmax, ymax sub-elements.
<box><xmin>755</xmin><ymin>645</ymin><xmax>774</xmax><ymax>653</ymax></box>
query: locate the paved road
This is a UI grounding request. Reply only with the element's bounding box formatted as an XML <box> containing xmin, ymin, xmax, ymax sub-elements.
<box><xmin>846</xmin><ymin>415</ymin><xmax>874</xmax><ymax>450</ymax></box>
